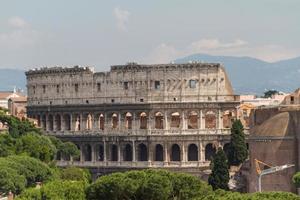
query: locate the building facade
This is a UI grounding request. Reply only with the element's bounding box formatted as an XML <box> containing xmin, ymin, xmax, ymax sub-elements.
<box><xmin>26</xmin><ymin>63</ymin><xmax>239</xmax><ymax>177</ymax></box>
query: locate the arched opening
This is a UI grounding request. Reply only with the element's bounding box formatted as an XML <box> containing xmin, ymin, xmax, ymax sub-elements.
<box><xmin>170</xmin><ymin>144</ymin><xmax>181</xmax><ymax>161</ymax></box>
<box><xmin>99</xmin><ymin>114</ymin><xmax>104</xmax><ymax>130</ymax></box>
<box><xmin>111</xmin><ymin>144</ymin><xmax>118</xmax><ymax>161</ymax></box>
<box><xmin>63</xmin><ymin>114</ymin><xmax>71</xmax><ymax>131</ymax></box>
<box><xmin>112</xmin><ymin>113</ymin><xmax>118</xmax><ymax>129</ymax></box>
<box><xmin>74</xmin><ymin>114</ymin><xmax>81</xmax><ymax>131</ymax></box>
<box><xmin>155</xmin><ymin>144</ymin><xmax>163</xmax><ymax>161</ymax></box>
<box><xmin>74</xmin><ymin>144</ymin><xmax>80</xmax><ymax>161</ymax></box>
<box><xmin>140</xmin><ymin>112</ymin><xmax>147</xmax><ymax>129</ymax></box>
<box><xmin>188</xmin><ymin>111</ymin><xmax>198</xmax><ymax>129</ymax></box>
<box><xmin>205</xmin><ymin>143</ymin><xmax>216</xmax><ymax>161</ymax></box>
<box><xmin>188</xmin><ymin>144</ymin><xmax>198</xmax><ymax>161</ymax></box>
<box><xmin>170</xmin><ymin>112</ymin><xmax>180</xmax><ymax>128</ymax></box>
<box><xmin>37</xmin><ymin>115</ymin><xmax>41</xmax><ymax>127</ymax></box>
<box><xmin>124</xmin><ymin>144</ymin><xmax>133</xmax><ymax>161</ymax></box>
<box><xmin>48</xmin><ymin>114</ymin><xmax>53</xmax><ymax>131</ymax></box>
<box><xmin>96</xmin><ymin>144</ymin><xmax>104</xmax><ymax>161</ymax></box>
<box><xmin>86</xmin><ymin>114</ymin><xmax>93</xmax><ymax>130</ymax></box>
<box><xmin>223</xmin><ymin>110</ymin><xmax>233</xmax><ymax>128</ymax></box>
<box><xmin>83</xmin><ymin>144</ymin><xmax>92</xmax><ymax>161</ymax></box>
<box><xmin>42</xmin><ymin>115</ymin><xmax>46</xmax><ymax>130</ymax></box>
<box><xmin>205</xmin><ymin>111</ymin><xmax>216</xmax><ymax>129</ymax></box>
<box><xmin>223</xmin><ymin>143</ymin><xmax>231</xmax><ymax>159</ymax></box>
<box><xmin>125</xmin><ymin>112</ymin><xmax>132</xmax><ymax>129</ymax></box>
<box><xmin>137</xmin><ymin>143</ymin><xmax>148</xmax><ymax>161</ymax></box>
<box><xmin>55</xmin><ymin>114</ymin><xmax>61</xmax><ymax>131</ymax></box>
<box><xmin>155</xmin><ymin>112</ymin><xmax>163</xmax><ymax>129</ymax></box>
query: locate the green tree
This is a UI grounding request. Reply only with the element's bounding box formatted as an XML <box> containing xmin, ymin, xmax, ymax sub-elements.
<box><xmin>60</xmin><ymin>167</ymin><xmax>91</xmax><ymax>184</ymax></box>
<box><xmin>208</xmin><ymin>148</ymin><xmax>230</xmax><ymax>190</ymax></box>
<box><xmin>263</xmin><ymin>89</ymin><xmax>279</xmax><ymax>98</ymax></box>
<box><xmin>0</xmin><ymin>134</ymin><xmax>16</xmax><ymax>157</ymax></box>
<box><xmin>0</xmin><ymin>168</ymin><xmax>26</xmax><ymax>195</ymax></box>
<box><xmin>228</xmin><ymin>120</ymin><xmax>248</xmax><ymax>166</ymax></box>
<box><xmin>292</xmin><ymin>172</ymin><xmax>300</xmax><ymax>187</ymax></box>
<box><xmin>49</xmin><ymin>136</ymin><xmax>80</xmax><ymax>160</ymax></box>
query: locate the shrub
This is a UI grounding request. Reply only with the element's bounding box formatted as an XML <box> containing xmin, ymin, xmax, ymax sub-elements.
<box><xmin>61</xmin><ymin>167</ymin><xmax>91</xmax><ymax>184</ymax></box>
<box><xmin>293</xmin><ymin>172</ymin><xmax>300</xmax><ymax>187</ymax></box>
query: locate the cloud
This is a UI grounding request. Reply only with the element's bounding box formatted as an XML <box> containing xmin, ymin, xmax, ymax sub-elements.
<box><xmin>113</xmin><ymin>7</ymin><xmax>130</xmax><ymax>31</ymax></box>
<box><xmin>8</xmin><ymin>16</ymin><xmax>29</xmax><ymax>29</ymax></box>
<box><xmin>143</xmin><ymin>38</ymin><xmax>299</xmax><ymax>64</ymax></box>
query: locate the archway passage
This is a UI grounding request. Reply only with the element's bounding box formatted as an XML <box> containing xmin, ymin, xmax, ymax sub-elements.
<box><xmin>96</xmin><ymin>144</ymin><xmax>104</xmax><ymax>161</ymax></box>
<box><xmin>112</xmin><ymin>113</ymin><xmax>118</xmax><ymax>129</ymax></box>
<box><xmin>155</xmin><ymin>112</ymin><xmax>163</xmax><ymax>129</ymax></box>
<box><xmin>42</xmin><ymin>115</ymin><xmax>46</xmax><ymax>130</ymax></box>
<box><xmin>48</xmin><ymin>115</ymin><xmax>54</xmax><ymax>131</ymax></box>
<box><xmin>124</xmin><ymin>144</ymin><xmax>133</xmax><ymax>161</ymax></box>
<box><xmin>140</xmin><ymin>112</ymin><xmax>147</xmax><ymax>129</ymax></box>
<box><xmin>188</xmin><ymin>144</ymin><xmax>198</xmax><ymax>161</ymax></box>
<box><xmin>55</xmin><ymin>114</ymin><xmax>61</xmax><ymax>131</ymax></box>
<box><xmin>99</xmin><ymin>114</ymin><xmax>104</xmax><ymax>130</ymax></box>
<box><xmin>223</xmin><ymin>143</ymin><xmax>230</xmax><ymax>159</ymax></box>
<box><xmin>170</xmin><ymin>112</ymin><xmax>180</xmax><ymax>128</ymax></box>
<box><xmin>63</xmin><ymin>114</ymin><xmax>71</xmax><ymax>131</ymax></box>
<box><xmin>205</xmin><ymin>111</ymin><xmax>216</xmax><ymax>129</ymax></box>
<box><xmin>86</xmin><ymin>114</ymin><xmax>93</xmax><ymax>130</ymax></box>
<box><xmin>83</xmin><ymin>144</ymin><xmax>92</xmax><ymax>161</ymax></box>
<box><xmin>74</xmin><ymin>114</ymin><xmax>80</xmax><ymax>131</ymax></box>
<box><xmin>125</xmin><ymin>112</ymin><xmax>132</xmax><ymax>129</ymax></box>
<box><xmin>223</xmin><ymin>110</ymin><xmax>233</xmax><ymax>128</ymax></box>
<box><xmin>138</xmin><ymin>143</ymin><xmax>148</xmax><ymax>161</ymax></box>
<box><xmin>111</xmin><ymin>144</ymin><xmax>118</xmax><ymax>161</ymax></box>
<box><xmin>155</xmin><ymin>144</ymin><xmax>163</xmax><ymax>161</ymax></box>
<box><xmin>170</xmin><ymin>144</ymin><xmax>181</xmax><ymax>161</ymax></box>
<box><xmin>188</xmin><ymin>111</ymin><xmax>198</xmax><ymax>129</ymax></box>
<box><xmin>205</xmin><ymin>143</ymin><xmax>216</xmax><ymax>161</ymax></box>
<box><xmin>74</xmin><ymin>144</ymin><xmax>80</xmax><ymax>161</ymax></box>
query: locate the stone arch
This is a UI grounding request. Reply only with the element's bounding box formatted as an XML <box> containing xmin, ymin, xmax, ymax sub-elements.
<box><xmin>41</xmin><ymin>115</ymin><xmax>46</xmax><ymax>130</ymax></box>
<box><xmin>223</xmin><ymin>143</ymin><xmax>231</xmax><ymax>159</ymax></box>
<box><xmin>110</xmin><ymin>144</ymin><xmax>118</xmax><ymax>161</ymax></box>
<box><xmin>37</xmin><ymin>115</ymin><xmax>41</xmax><ymax>127</ymax></box>
<box><xmin>140</xmin><ymin>112</ymin><xmax>147</xmax><ymax>129</ymax></box>
<box><xmin>188</xmin><ymin>144</ymin><xmax>198</xmax><ymax>161</ymax></box>
<box><xmin>125</xmin><ymin>112</ymin><xmax>132</xmax><ymax>129</ymax></box>
<box><xmin>223</xmin><ymin>110</ymin><xmax>234</xmax><ymax>128</ymax></box>
<box><xmin>155</xmin><ymin>112</ymin><xmax>163</xmax><ymax>129</ymax></box>
<box><xmin>55</xmin><ymin>114</ymin><xmax>61</xmax><ymax>131</ymax></box>
<box><xmin>83</xmin><ymin>144</ymin><xmax>92</xmax><ymax>161</ymax></box>
<box><xmin>155</xmin><ymin>144</ymin><xmax>164</xmax><ymax>161</ymax></box>
<box><xmin>112</xmin><ymin>113</ymin><xmax>118</xmax><ymax>129</ymax></box>
<box><xmin>98</xmin><ymin>114</ymin><xmax>104</xmax><ymax>130</ymax></box>
<box><xmin>170</xmin><ymin>144</ymin><xmax>181</xmax><ymax>161</ymax></box>
<box><xmin>74</xmin><ymin>114</ymin><xmax>81</xmax><ymax>131</ymax></box>
<box><xmin>170</xmin><ymin>112</ymin><xmax>180</xmax><ymax>128</ymax></box>
<box><xmin>188</xmin><ymin>111</ymin><xmax>198</xmax><ymax>129</ymax></box>
<box><xmin>205</xmin><ymin>111</ymin><xmax>216</xmax><ymax>129</ymax></box>
<box><xmin>48</xmin><ymin>114</ymin><xmax>54</xmax><ymax>131</ymax></box>
<box><xmin>205</xmin><ymin>143</ymin><xmax>216</xmax><ymax>161</ymax></box>
<box><xmin>124</xmin><ymin>143</ymin><xmax>133</xmax><ymax>161</ymax></box>
<box><xmin>96</xmin><ymin>144</ymin><xmax>104</xmax><ymax>161</ymax></box>
<box><xmin>63</xmin><ymin>114</ymin><xmax>71</xmax><ymax>131</ymax></box>
<box><xmin>137</xmin><ymin>143</ymin><xmax>148</xmax><ymax>161</ymax></box>
<box><xmin>86</xmin><ymin>113</ymin><xmax>93</xmax><ymax>130</ymax></box>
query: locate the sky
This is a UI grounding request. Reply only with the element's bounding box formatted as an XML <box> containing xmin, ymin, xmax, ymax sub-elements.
<box><xmin>0</xmin><ymin>0</ymin><xmax>300</xmax><ymax>71</ymax></box>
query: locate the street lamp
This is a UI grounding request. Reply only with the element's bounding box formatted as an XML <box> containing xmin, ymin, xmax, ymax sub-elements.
<box><xmin>255</xmin><ymin>159</ymin><xmax>294</xmax><ymax>192</ymax></box>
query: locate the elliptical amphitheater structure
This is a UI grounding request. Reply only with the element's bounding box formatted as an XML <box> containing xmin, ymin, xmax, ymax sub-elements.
<box><xmin>26</xmin><ymin>62</ymin><xmax>240</xmax><ymax>177</ymax></box>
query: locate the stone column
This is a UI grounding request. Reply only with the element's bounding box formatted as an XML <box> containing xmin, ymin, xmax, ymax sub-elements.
<box><xmin>198</xmin><ymin>142</ymin><xmax>203</xmax><ymax>162</ymax></box>
<box><xmin>91</xmin><ymin>144</ymin><xmax>96</xmax><ymax>162</ymax></box>
<box><xmin>103</xmin><ymin>140</ymin><xmax>107</xmax><ymax>162</ymax></box>
<box><xmin>133</xmin><ymin>112</ymin><xmax>136</xmax><ymax>131</ymax></box>
<box><xmin>200</xmin><ymin>110</ymin><xmax>205</xmax><ymax>129</ymax></box>
<box><xmin>53</xmin><ymin>114</ymin><xmax>57</xmax><ymax>131</ymax></box>
<box><xmin>164</xmin><ymin>111</ymin><xmax>168</xmax><ymax>130</ymax></box>
<box><xmin>80</xmin><ymin>144</ymin><xmax>84</xmax><ymax>162</ymax></box>
<box><xmin>200</xmin><ymin>143</ymin><xmax>205</xmax><ymax>162</ymax></box>
<box><xmin>164</xmin><ymin>143</ymin><xmax>168</xmax><ymax>164</ymax></box>
<box><xmin>148</xmin><ymin>143</ymin><xmax>152</xmax><ymax>165</ymax></box>
<box><xmin>132</xmin><ymin>140</ymin><xmax>136</xmax><ymax>162</ymax></box>
<box><xmin>182</xmin><ymin>112</ymin><xmax>186</xmax><ymax>130</ymax></box>
<box><xmin>70</xmin><ymin>113</ymin><xmax>74</xmax><ymax>131</ymax></box>
<box><xmin>118</xmin><ymin>142</ymin><xmax>121</xmax><ymax>162</ymax></box>
<box><xmin>218</xmin><ymin>109</ymin><xmax>223</xmax><ymax>129</ymax></box>
<box><xmin>61</xmin><ymin>114</ymin><xmax>65</xmax><ymax>131</ymax></box>
<box><xmin>182</xmin><ymin>143</ymin><xmax>186</xmax><ymax>163</ymax></box>
<box><xmin>118</xmin><ymin>113</ymin><xmax>121</xmax><ymax>130</ymax></box>
<box><xmin>80</xmin><ymin>113</ymin><xmax>83</xmax><ymax>131</ymax></box>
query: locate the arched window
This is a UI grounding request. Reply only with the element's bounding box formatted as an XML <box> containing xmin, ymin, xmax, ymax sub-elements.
<box><xmin>205</xmin><ymin>143</ymin><xmax>216</xmax><ymax>161</ymax></box>
<box><xmin>125</xmin><ymin>112</ymin><xmax>132</xmax><ymax>129</ymax></box>
<box><xmin>111</xmin><ymin>144</ymin><xmax>118</xmax><ymax>161</ymax></box>
<box><xmin>55</xmin><ymin>114</ymin><xmax>61</xmax><ymax>131</ymax></box>
<box><xmin>99</xmin><ymin>114</ymin><xmax>104</xmax><ymax>130</ymax></box>
<box><xmin>205</xmin><ymin>111</ymin><xmax>216</xmax><ymax>129</ymax></box>
<box><xmin>124</xmin><ymin>144</ymin><xmax>133</xmax><ymax>161</ymax></box>
<box><xmin>188</xmin><ymin>144</ymin><xmax>198</xmax><ymax>161</ymax></box>
<box><xmin>37</xmin><ymin>115</ymin><xmax>41</xmax><ymax>127</ymax></box>
<box><xmin>155</xmin><ymin>144</ymin><xmax>163</xmax><ymax>161</ymax></box>
<box><xmin>140</xmin><ymin>112</ymin><xmax>147</xmax><ymax>129</ymax></box>
<box><xmin>188</xmin><ymin>111</ymin><xmax>198</xmax><ymax>129</ymax></box>
<box><xmin>155</xmin><ymin>112</ymin><xmax>163</xmax><ymax>129</ymax></box>
<box><xmin>170</xmin><ymin>112</ymin><xmax>180</xmax><ymax>128</ymax></box>
<box><xmin>42</xmin><ymin>115</ymin><xmax>46</xmax><ymax>130</ymax></box>
<box><xmin>112</xmin><ymin>113</ymin><xmax>118</xmax><ymax>129</ymax></box>
<box><xmin>83</xmin><ymin>144</ymin><xmax>92</xmax><ymax>161</ymax></box>
<box><xmin>170</xmin><ymin>144</ymin><xmax>181</xmax><ymax>161</ymax></box>
<box><xmin>86</xmin><ymin>114</ymin><xmax>93</xmax><ymax>130</ymax></box>
<box><xmin>96</xmin><ymin>144</ymin><xmax>104</xmax><ymax>161</ymax></box>
<box><xmin>48</xmin><ymin>114</ymin><xmax>53</xmax><ymax>131</ymax></box>
<box><xmin>74</xmin><ymin>114</ymin><xmax>80</xmax><ymax>131</ymax></box>
<box><xmin>137</xmin><ymin>143</ymin><xmax>148</xmax><ymax>161</ymax></box>
<box><xmin>63</xmin><ymin>114</ymin><xmax>71</xmax><ymax>131</ymax></box>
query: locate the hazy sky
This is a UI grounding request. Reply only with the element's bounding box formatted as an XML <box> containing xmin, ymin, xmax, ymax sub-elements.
<box><xmin>0</xmin><ymin>0</ymin><xmax>299</xmax><ymax>70</ymax></box>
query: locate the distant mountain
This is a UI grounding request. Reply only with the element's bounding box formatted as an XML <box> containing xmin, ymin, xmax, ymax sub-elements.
<box><xmin>175</xmin><ymin>54</ymin><xmax>300</xmax><ymax>94</ymax></box>
<box><xmin>0</xmin><ymin>68</ymin><xmax>26</xmax><ymax>92</ymax></box>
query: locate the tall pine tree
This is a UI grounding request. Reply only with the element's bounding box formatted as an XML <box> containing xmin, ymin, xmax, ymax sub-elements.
<box><xmin>208</xmin><ymin>147</ymin><xmax>229</xmax><ymax>190</ymax></box>
<box><xmin>228</xmin><ymin>119</ymin><xmax>248</xmax><ymax>166</ymax></box>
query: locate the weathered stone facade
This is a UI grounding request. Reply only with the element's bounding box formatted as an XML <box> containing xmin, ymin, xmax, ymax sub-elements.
<box><xmin>26</xmin><ymin>63</ymin><xmax>239</xmax><ymax>177</ymax></box>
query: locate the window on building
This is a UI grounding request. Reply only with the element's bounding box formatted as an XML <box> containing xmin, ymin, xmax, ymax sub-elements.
<box><xmin>42</xmin><ymin>85</ymin><xmax>46</xmax><ymax>93</ymax></box>
<box><xmin>154</xmin><ymin>81</ymin><xmax>160</xmax><ymax>90</ymax></box>
<box><xmin>75</xmin><ymin>84</ymin><xmax>78</xmax><ymax>92</ymax></box>
<box><xmin>124</xmin><ymin>81</ymin><xmax>129</xmax><ymax>90</ymax></box>
<box><xmin>189</xmin><ymin>79</ymin><xmax>196</xmax><ymax>88</ymax></box>
<box><xmin>56</xmin><ymin>85</ymin><xmax>60</xmax><ymax>93</ymax></box>
<box><xmin>291</xmin><ymin>96</ymin><xmax>294</xmax><ymax>104</ymax></box>
<box><xmin>97</xmin><ymin>83</ymin><xmax>101</xmax><ymax>92</ymax></box>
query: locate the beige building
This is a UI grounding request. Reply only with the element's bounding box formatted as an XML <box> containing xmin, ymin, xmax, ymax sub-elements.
<box><xmin>26</xmin><ymin>63</ymin><xmax>240</xmax><ymax>177</ymax></box>
<box><xmin>8</xmin><ymin>96</ymin><xmax>27</xmax><ymax>119</ymax></box>
<box><xmin>0</xmin><ymin>90</ymin><xmax>23</xmax><ymax>109</ymax></box>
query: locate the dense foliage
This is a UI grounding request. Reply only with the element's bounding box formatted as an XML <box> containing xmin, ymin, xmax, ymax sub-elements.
<box><xmin>263</xmin><ymin>89</ymin><xmax>279</xmax><ymax>98</ymax></box>
<box><xmin>228</xmin><ymin>120</ymin><xmax>248</xmax><ymax>166</ymax></box>
<box><xmin>293</xmin><ymin>172</ymin><xmax>300</xmax><ymax>187</ymax></box>
<box><xmin>208</xmin><ymin>148</ymin><xmax>230</xmax><ymax>190</ymax></box>
<box><xmin>60</xmin><ymin>167</ymin><xmax>91</xmax><ymax>184</ymax></box>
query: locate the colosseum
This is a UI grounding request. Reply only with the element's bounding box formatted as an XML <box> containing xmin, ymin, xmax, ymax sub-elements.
<box><xmin>26</xmin><ymin>62</ymin><xmax>239</xmax><ymax>177</ymax></box>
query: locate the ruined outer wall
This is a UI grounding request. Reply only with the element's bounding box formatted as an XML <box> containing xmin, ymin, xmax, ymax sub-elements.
<box><xmin>26</xmin><ymin>63</ymin><xmax>236</xmax><ymax>107</ymax></box>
